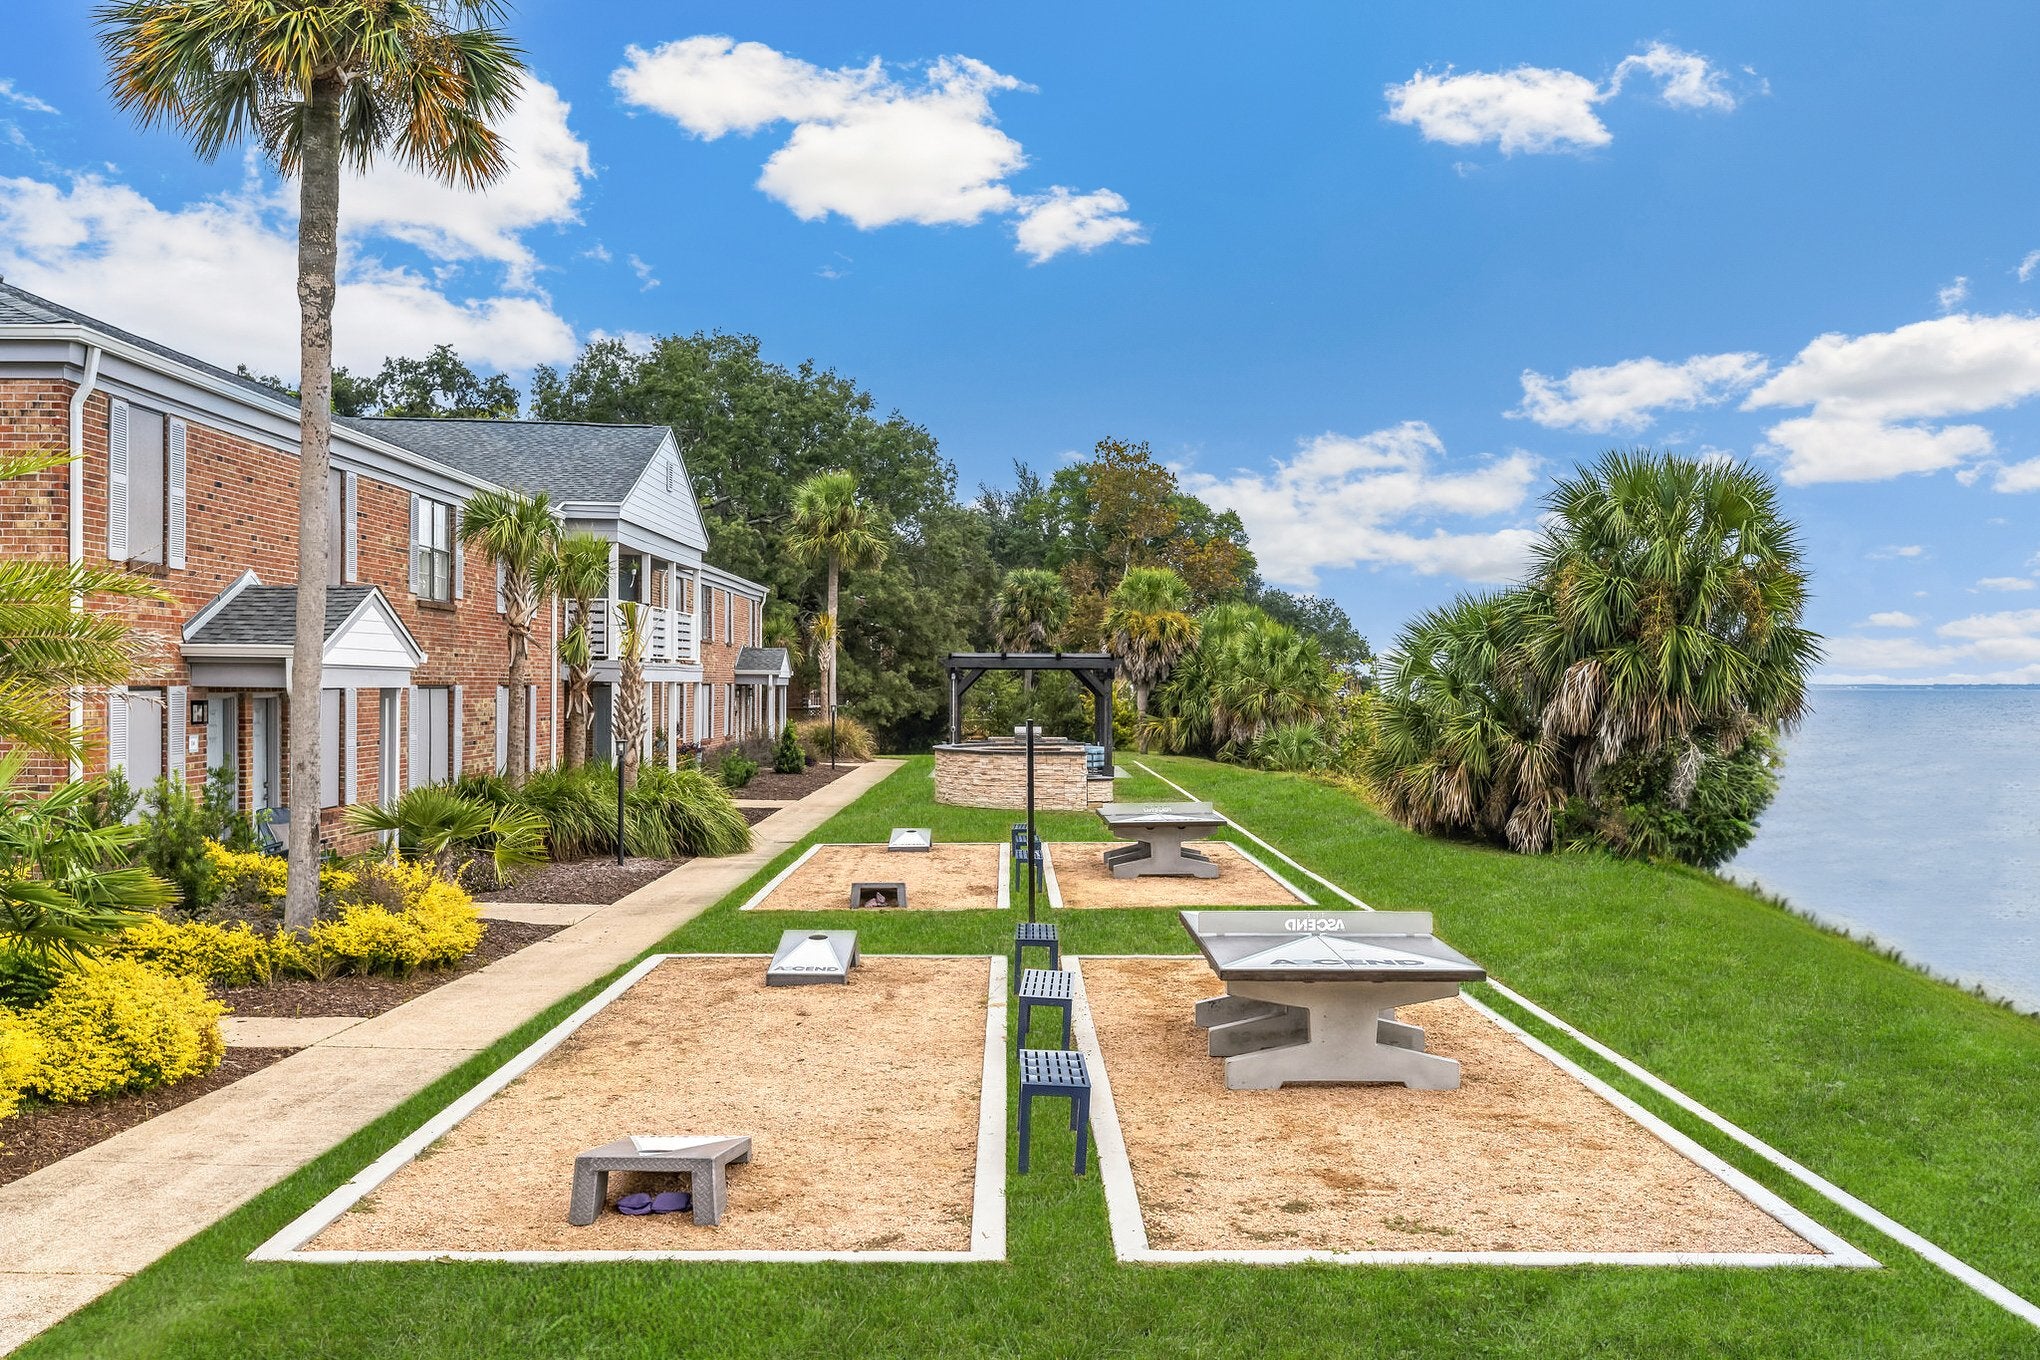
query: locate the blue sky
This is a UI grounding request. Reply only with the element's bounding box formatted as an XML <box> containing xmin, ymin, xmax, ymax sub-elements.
<box><xmin>4</xmin><ymin>3</ymin><xmax>2039</xmax><ymax>681</ymax></box>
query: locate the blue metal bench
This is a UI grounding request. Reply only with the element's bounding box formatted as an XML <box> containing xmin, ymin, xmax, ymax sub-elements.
<box><xmin>1017</xmin><ymin>1048</ymin><xmax>1091</xmax><ymax>1174</ymax></box>
<box><xmin>1017</xmin><ymin>967</ymin><xmax>1074</xmax><ymax>1049</ymax></box>
<box><xmin>1012</xmin><ymin>921</ymin><xmax>1059</xmax><ymax>989</ymax></box>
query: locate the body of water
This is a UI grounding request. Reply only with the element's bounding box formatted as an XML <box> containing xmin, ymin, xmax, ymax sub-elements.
<box><xmin>1728</xmin><ymin>685</ymin><xmax>2040</xmax><ymax>1012</ymax></box>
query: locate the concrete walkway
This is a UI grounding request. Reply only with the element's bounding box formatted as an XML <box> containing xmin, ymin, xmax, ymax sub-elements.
<box><xmin>0</xmin><ymin>759</ymin><xmax>901</xmax><ymax>1356</ymax></box>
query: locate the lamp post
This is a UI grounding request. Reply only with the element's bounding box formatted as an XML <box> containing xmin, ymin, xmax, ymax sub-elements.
<box><xmin>829</xmin><ymin>702</ymin><xmax>837</xmax><ymax>770</ymax></box>
<box><xmin>1025</xmin><ymin>709</ymin><xmax>1037</xmax><ymax>923</ymax></box>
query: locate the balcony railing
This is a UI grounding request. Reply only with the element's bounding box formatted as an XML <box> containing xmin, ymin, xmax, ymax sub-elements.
<box><xmin>572</xmin><ymin>600</ymin><xmax>695</xmax><ymax>664</ymax></box>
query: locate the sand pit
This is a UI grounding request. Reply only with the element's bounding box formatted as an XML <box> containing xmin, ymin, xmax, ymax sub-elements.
<box><xmin>1047</xmin><ymin>841</ymin><xmax>1311</xmax><ymax>909</ymax></box>
<box><xmin>1078</xmin><ymin>956</ymin><xmax>1834</xmax><ymax>1261</ymax></box>
<box><xmin>299</xmin><ymin>955</ymin><xmax>998</xmax><ymax>1257</ymax></box>
<box><xmin>747</xmin><ymin>843</ymin><xmax>1006</xmax><ymax>912</ymax></box>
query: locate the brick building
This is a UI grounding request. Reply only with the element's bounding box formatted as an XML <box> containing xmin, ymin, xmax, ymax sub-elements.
<box><xmin>0</xmin><ymin>280</ymin><xmax>790</xmax><ymax>843</ymax></box>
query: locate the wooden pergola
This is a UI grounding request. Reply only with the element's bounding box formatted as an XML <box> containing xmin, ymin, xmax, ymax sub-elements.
<box><xmin>942</xmin><ymin>651</ymin><xmax>1117</xmax><ymax>766</ymax></box>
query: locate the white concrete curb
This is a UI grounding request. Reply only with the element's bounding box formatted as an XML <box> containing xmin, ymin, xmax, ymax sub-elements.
<box><xmin>734</xmin><ymin>843</ymin><xmax>822</xmax><ymax>912</ymax></box>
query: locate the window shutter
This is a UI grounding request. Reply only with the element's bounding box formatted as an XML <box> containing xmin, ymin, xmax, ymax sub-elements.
<box><xmin>167</xmin><ymin>686</ymin><xmax>187</xmax><ymax>784</ymax></box>
<box><xmin>106</xmin><ymin>687</ymin><xmax>129</xmax><ymax>775</ymax></box>
<box><xmin>453</xmin><ymin>532</ymin><xmax>465</xmax><ymax>600</ymax></box>
<box><xmin>341</xmin><ymin>689</ymin><xmax>358</xmax><ymax>803</ymax></box>
<box><xmin>166</xmin><ymin>418</ymin><xmax>188</xmax><ymax>569</ymax></box>
<box><xmin>408</xmin><ymin>495</ymin><xmax>423</xmax><ymax>594</ymax></box>
<box><xmin>528</xmin><ymin>686</ymin><xmax>539</xmax><ymax>769</ymax></box>
<box><xmin>407</xmin><ymin>688</ymin><xmax>425</xmax><ymax>790</ymax></box>
<box><xmin>107</xmin><ymin>399</ymin><xmax>130</xmax><ymax>560</ymax></box>
<box><xmin>496</xmin><ymin>561</ymin><xmax>507</xmax><ymax>614</ymax></box>
<box><xmin>343</xmin><ymin>472</ymin><xmax>359</xmax><ymax>582</ymax></box>
<box><xmin>495</xmin><ymin>685</ymin><xmax>509</xmax><ymax>773</ymax></box>
<box><xmin>451</xmin><ymin>685</ymin><xmax>464</xmax><ymax>774</ymax></box>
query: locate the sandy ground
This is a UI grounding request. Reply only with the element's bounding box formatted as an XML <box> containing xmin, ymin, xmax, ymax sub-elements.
<box><xmin>310</xmin><ymin>955</ymin><xmax>991</xmax><ymax>1254</ymax></box>
<box><xmin>1081</xmin><ymin>957</ymin><xmax>1818</xmax><ymax>1256</ymax></box>
<box><xmin>1049</xmin><ymin>842</ymin><xmax>1310</xmax><ymax>909</ymax></box>
<box><xmin>755</xmin><ymin>843</ymin><xmax>1004</xmax><ymax>912</ymax></box>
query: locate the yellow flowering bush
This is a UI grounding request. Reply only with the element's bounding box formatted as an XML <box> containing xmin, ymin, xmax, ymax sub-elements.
<box><xmin>28</xmin><ymin>959</ymin><xmax>225</xmax><ymax>1104</ymax></box>
<box><xmin>203</xmin><ymin>842</ymin><xmax>357</xmax><ymax>909</ymax></box>
<box><xmin>0</xmin><ymin>1010</ymin><xmax>41</xmax><ymax>1123</ymax></box>
<box><xmin>309</xmin><ymin>860</ymin><xmax>483</xmax><ymax>975</ymax></box>
<box><xmin>105</xmin><ymin>915</ymin><xmax>278</xmax><ymax>986</ymax></box>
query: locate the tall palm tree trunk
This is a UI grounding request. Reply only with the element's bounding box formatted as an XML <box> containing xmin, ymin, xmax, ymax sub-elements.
<box><xmin>825</xmin><ymin>553</ymin><xmax>840</xmax><ymax>715</ymax></box>
<box><xmin>284</xmin><ymin>75</ymin><xmax>341</xmax><ymax>932</ymax></box>
<box><xmin>564</xmin><ymin>664</ymin><xmax>590</xmax><ymax>769</ymax></box>
<box><xmin>504</xmin><ymin>589</ymin><xmax>533</xmax><ymax>784</ymax></box>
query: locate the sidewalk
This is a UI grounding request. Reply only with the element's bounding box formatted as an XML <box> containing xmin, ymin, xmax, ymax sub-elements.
<box><xmin>0</xmin><ymin>759</ymin><xmax>901</xmax><ymax>1355</ymax></box>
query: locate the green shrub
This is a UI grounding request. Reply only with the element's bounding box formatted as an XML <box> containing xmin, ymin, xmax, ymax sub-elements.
<box><xmin>634</xmin><ymin>766</ymin><xmax>752</xmax><ymax>858</ymax></box>
<box><xmin>0</xmin><ymin>755</ymin><xmax>169</xmax><ymax>963</ymax></box>
<box><xmin>1553</xmin><ymin>733</ymin><xmax>1782</xmax><ymax>869</ymax></box>
<box><xmin>344</xmin><ymin>786</ymin><xmax>545</xmax><ymax>886</ymax></box>
<box><xmin>795</xmin><ymin>715</ymin><xmax>877</xmax><ymax>763</ymax></box>
<box><xmin>27</xmin><ymin>959</ymin><xmax>225</xmax><ymax>1103</ymax></box>
<box><xmin>137</xmin><ymin>778</ymin><xmax>218</xmax><ymax>912</ymax></box>
<box><xmin>718</xmin><ymin>751</ymin><xmax>758</xmax><ymax>788</ymax></box>
<box><xmin>0</xmin><ymin>948</ymin><xmax>61</xmax><ymax>1011</ymax></box>
<box><xmin>514</xmin><ymin>766</ymin><xmax>613</xmax><ymax>860</ymax></box>
<box><xmin>200</xmin><ymin>765</ymin><xmax>259</xmax><ymax>852</ymax></box>
<box><xmin>772</xmin><ymin>724</ymin><xmax>806</xmax><ymax>775</ymax></box>
<box><xmin>1251</xmin><ymin>722</ymin><xmax>1334</xmax><ymax>773</ymax></box>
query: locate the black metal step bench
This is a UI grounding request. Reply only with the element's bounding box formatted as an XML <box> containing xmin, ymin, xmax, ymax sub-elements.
<box><xmin>1017</xmin><ymin>967</ymin><xmax>1075</xmax><ymax>1049</ymax></box>
<box><xmin>1012</xmin><ymin>921</ymin><xmax>1060</xmax><ymax>989</ymax></box>
<box><xmin>1017</xmin><ymin>1048</ymin><xmax>1091</xmax><ymax>1174</ymax></box>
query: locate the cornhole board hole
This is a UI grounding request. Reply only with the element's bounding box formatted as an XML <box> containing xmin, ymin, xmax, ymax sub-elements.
<box><xmin>1044</xmin><ymin>842</ymin><xmax>1314</xmax><ymax>909</ymax></box>
<box><xmin>250</xmin><ymin>953</ymin><xmax>1010</xmax><ymax>1263</ymax></box>
<box><xmin>850</xmin><ymin>882</ymin><xmax>908</xmax><ymax>910</ymax></box>
<box><xmin>1182</xmin><ymin>910</ymin><xmax>1484</xmax><ymax>1090</ymax></box>
<box><xmin>739</xmin><ymin>843</ymin><xmax>1007</xmax><ymax>912</ymax></box>
<box><xmin>1071</xmin><ymin>955</ymin><xmax>1877</xmax><ymax>1268</ymax></box>
<box><xmin>767</xmin><ymin>930</ymin><xmax>859</xmax><ymax>985</ymax></box>
<box><xmin>888</xmin><ymin>828</ymin><xmax>934</xmax><ymax>852</ymax></box>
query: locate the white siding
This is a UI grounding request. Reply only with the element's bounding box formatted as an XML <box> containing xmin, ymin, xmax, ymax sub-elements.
<box><xmin>615</xmin><ymin>433</ymin><xmax>711</xmax><ymax>553</ymax></box>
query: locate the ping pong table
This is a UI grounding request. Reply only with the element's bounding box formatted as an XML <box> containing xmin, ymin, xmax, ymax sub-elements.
<box><xmin>1181</xmin><ymin>909</ymin><xmax>1485</xmax><ymax>1090</ymax></box>
<box><xmin>1096</xmin><ymin>801</ymin><xmax>1230</xmax><ymax>879</ymax></box>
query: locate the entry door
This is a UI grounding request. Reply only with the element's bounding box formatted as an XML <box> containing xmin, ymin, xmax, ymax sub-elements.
<box><xmin>251</xmin><ymin>696</ymin><xmax>282</xmax><ymax>812</ymax></box>
<box><xmin>212</xmin><ymin>695</ymin><xmax>240</xmax><ymax>807</ymax></box>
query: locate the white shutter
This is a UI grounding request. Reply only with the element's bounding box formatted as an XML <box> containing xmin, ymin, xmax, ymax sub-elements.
<box><xmin>107</xmin><ymin>399</ymin><xmax>130</xmax><ymax>559</ymax></box>
<box><xmin>343</xmin><ymin>689</ymin><xmax>358</xmax><ymax>803</ymax></box>
<box><xmin>408</xmin><ymin>495</ymin><xmax>423</xmax><ymax>593</ymax></box>
<box><xmin>453</xmin><ymin>525</ymin><xmax>465</xmax><ymax>600</ymax></box>
<box><xmin>496</xmin><ymin>561</ymin><xmax>507</xmax><ymax>614</ymax></box>
<box><xmin>166</xmin><ymin>418</ymin><xmax>187</xmax><ymax>569</ymax></box>
<box><xmin>343</xmin><ymin>471</ymin><xmax>359</xmax><ymax>582</ymax></box>
<box><xmin>167</xmin><ymin>686</ymin><xmax>187</xmax><ymax>785</ymax></box>
<box><xmin>528</xmin><ymin>685</ymin><xmax>539</xmax><ymax>769</ymax></box>
<box><xmin>451</xmin><ymin>685</ymin><xmax>463</xmax><ymax>774</ymax></box>
<box><xmin>106</xmin><ymin>687</ymin><xmax>129</xmax><ymax>775</ymax></box>
<box><xmin>407</xmin><ymin>688</ymin><xmax>426</xmax><ymax>790</ymax></box>
<box><xmin>494</xmin><ymin>685</ymin><xmax>509</xmax><ymax>773</ymax></box>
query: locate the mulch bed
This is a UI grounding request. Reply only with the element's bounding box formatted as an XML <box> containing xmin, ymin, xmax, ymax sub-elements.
<box><xmin>476</xmin><ymin>857</ymin><xmax>687</xmax><ymax>906</ymax></box>
<box><xmin>732</xmin><ymin>759</ymin><xmax>865</xmax><ymax>802</ymax></box>
<box><xmin>0</xmin><ymin>1047</ymin><xmax>296</xmax><ymax>1187</ymax></box>
<box><xmin>740</xmin><ymin>806</ymin><xmax>779</xmax><ymax>827</ymax></box>
<box><xmin>215</xmin><ymin>919</ymin><xmax>567</xmax><ymax>1018</ymax></box>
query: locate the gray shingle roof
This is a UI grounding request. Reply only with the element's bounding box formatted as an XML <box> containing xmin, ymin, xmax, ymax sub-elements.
<box><xmin>0</xmin><ymin>278</ymin><xmax>285</xmax><ymax>402</ymax></box>
<box><xmin>187</xmin><ymin>585</ymin><xmax>377</xmax><ymax>647</ymax></box>
<box><xmin>341</xmin><ymin>416</ymin><xmax>670</xmax><ymax>505</ymax></box>
<box><xmin>735</xmin><ymin>646</ymin><xmax>789</xmax><ymax>675</ymax></box>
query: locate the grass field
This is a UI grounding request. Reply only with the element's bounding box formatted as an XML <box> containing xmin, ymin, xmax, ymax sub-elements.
<box><xmin>22</xmin><ymin>756</ymin><xmax>2040</xmax><ymax>1358</ymax></box>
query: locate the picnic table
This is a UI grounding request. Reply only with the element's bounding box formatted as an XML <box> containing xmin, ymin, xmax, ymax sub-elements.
<box><xmin>1096</xmin><ymin>801</ymin><xmax>1230</xmax><ymax>879</ymax></box>
<box><xmin>1181</xmin><ymin>909</ymin><xmax>1486</xmax><ymax>1090</ymax></box>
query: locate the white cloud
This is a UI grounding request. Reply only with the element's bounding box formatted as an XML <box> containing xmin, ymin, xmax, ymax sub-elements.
<box><xmin>626</xmin><ymin>253</ymin><xmax>660</xmax><ymax>291</ymax></box>
<box><xmin>612</xmin><ymin>37</ymin><xmax>1139</xmax><ymax>261</ymax></box>
<box><xmin>1512</xmin><ymin>351</ymin><xmax>1768</xmax><ymax>432</ymax></box>
<box><xmin>1013</xmin><ymin>188</ymin><xmax>1146</xmax><ymax>263</ymax></box>
<box><xmin>1870</xmin><ymin>544</ymin><xmax>1928</xmax><ymax>560</ymax></box>
<box><xmin>1827</xmin><ymin>607</ymin><xmax>2040</xmax><ymax>682</ymax></box>
<box><xmin>1823</xmin><ymin>636</ymin><xmax>1966</xmax><ymax>670</ymax></box>
<box><xmin>1745</xmin><ymin>313</ymin><xmax>2040</xmax><ymax>484</ymax></box>
<box><xmin>0</xmin><ymin>173</ymin><xmax>574</xmax><ymax>374</ymax></box>
<box><xmin>1862</xmin><ymin>611</ymin><xmax>1920</xmax><ymax>627</ymax></box>
<box><xmin>1180</xmin><ymin>421</ymin><xmax>1540</xmax><ymax>588</ymax></box>
<box><xmin>1937</xmin><ymin>276</ymin><xmax>1970</xmax><ymax>312</ymax></box>
<box><xmin>1994</xmin><ymin>457</ymin><xmax>2040</xmax><ymax>493</ymax></box>
<box><xmin>1976</xmin><ymin>577</ymin><xmax>2036</xmax><ymax>592</ymax></box>
<box><xmin>1384</xmin><ymin>43</ymin><xmax>1742</xmax><ymax>155</ymax></box>
<box><xmin>2018</xmin><ymin>250</ymin><xmax>2039</xmax><ymax>284</ymax></box>
<box><xmin>0</xmin><ymin>79</ymin><xmax>56</xmax><ymax>115</ymax></box>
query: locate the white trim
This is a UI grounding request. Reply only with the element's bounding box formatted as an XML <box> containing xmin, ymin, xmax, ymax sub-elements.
<box><xmin>997</xmin><ymin>849</ymin><xmax>1013</xmax><ymax>911</ymax></box>
<box><xmin>182</xmin><ymin>569</ymin><xmax>261</xmax><ymax>642</ymax></box>
<box><xmin>735</xmin><ymin>843</ymin><xmax>822</xmax><ymax>912</ymax></box>
<box><xmin>1039</xmin><ymin>843</ymin><xmax>1063</xmax><ymax>909</ymax></box>
<box><xmin>249</xmin><ymin>953</ymin><xmax>1008</xmax><ymax>1265</ymax></box>
<box><xmin>1070</xmin><ymin>956</ymin><xmax>1872</xmax><ymax>1270</ymax></box>
<box><xmin>734</xmin><ymin>843</ymin><xmax>1011</xmax><ymax>912</ymax></box>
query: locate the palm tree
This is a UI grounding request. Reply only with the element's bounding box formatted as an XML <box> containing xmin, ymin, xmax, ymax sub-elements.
<box><xmin>1104</xmin><ymin>566</ymin><xmax>1198</xmax><ymax>718</ymax></box>
<box><xmin>458</xmin><ymin>488</ymin><xmax>559</xmax><ymax>785</ymax></box>
<box><xmin>545</xmin><ymin>530</ymin><xmax>612</xmax><ymax>770</ymax></box>
<box><xmin>614</xmin><ymin>602</ymin><xmax>647</xmax><ymax>792</ymax></box>
<box><xmin>98</xmin><ymin>1</ymin><xmax>525</xmax><ymax>932</ymax></box>
<box><xmin>991</xmin><ymin>568</ymin><xmax>1070</xmax><ymax>701</ymax></box>
<box><xmin>787</xmin><ymin>471</ymin><xmax>888</xmax><ymax>715</ymax></box>
<box><xmin>0</xmin><ymin>452</ymin><xmax>168</xmax><ymax>760</ymax></box>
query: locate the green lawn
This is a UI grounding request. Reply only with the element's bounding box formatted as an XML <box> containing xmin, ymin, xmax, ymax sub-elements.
<box><xmin>24</xmin><ymin>757</ymin><xmax>2040</xmax><ymax>1358</ymax></box>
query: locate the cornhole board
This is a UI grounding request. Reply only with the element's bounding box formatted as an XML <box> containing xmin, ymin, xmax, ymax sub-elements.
<box><xmin>888</xmin><ymin>828</ymin><xmax>935</xmax><ymax>851</ymax></box>
<box><xmin>1096</xmin><ymin>801</ymin><xmax>1230</xmax><ymax>879</ymax></box>
<box><xmin>1181</xmin><ymin>910</ymin><xmax>1486</xmax><ymax>1090</ymax></box>
<box><xmin>766</xmin><ymin>930</ymin><xmax>860</xmax><ymax>986</ymax></box>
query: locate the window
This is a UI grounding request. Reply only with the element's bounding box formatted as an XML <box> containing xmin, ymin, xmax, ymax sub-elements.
<box><xmin>127</xmin><ymin>409</ymin><xmax>166</xmax><ymax>566</ymax></box>
<box><xmin>618</xmin><ymin>553</ymin><xmax>645</xmax><ymax>604</ymax></box>
<box><xmin>413</xmin><ymin>498</ymin><xmax>454</xmax><ymax>602</ymax></box>
<box><xmin>411</xmin><ymin>686</ymin><xmax>454</xmax><ymax>788</ymax></box>
<box><xmin>319</xmin><ymin>690</ymin><xmax>343</xmax><ymax>807</ymax></box>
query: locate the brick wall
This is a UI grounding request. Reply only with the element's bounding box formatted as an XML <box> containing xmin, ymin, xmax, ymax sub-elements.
<box><xmin>933</xmin><ymin>743</ymin><xmax>1093</xmax><ymax>811</ymax></box>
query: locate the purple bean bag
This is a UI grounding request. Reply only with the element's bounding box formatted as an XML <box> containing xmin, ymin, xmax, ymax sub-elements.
<box><xmin>616</xmin><ymin>1192</ymin><xmax>654</xmax><ymax>1216</ymax></box>
<box><xmin>650</xmin><ymin>1191</ymin><xmax>692</xmax><ymax>1214</ymax></box>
